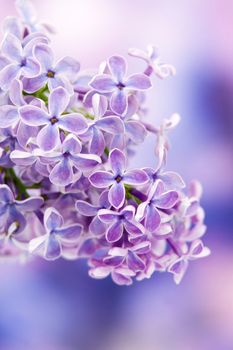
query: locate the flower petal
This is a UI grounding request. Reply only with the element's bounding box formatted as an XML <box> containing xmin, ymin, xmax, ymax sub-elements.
<box><xmin>9</xmin><ymin>79</ymin><xmax>25</xmax><ymax>106</ymax></box>
<box><xmin>89</xmin><ymin>74</ymin><xmax>116</xmax><ymax>92</ymax></box>
<box><xmin>189</xmin><ymin>240</ymin><xmax>211</xmax><ymax>259</ymax></box>
<box><xmin>19</xmin><ymin>105</ymin><xmax>49</xmax><ymax>126</ymax></box>
<box><xmin>49</xmin><ymin>86</ymin><xmax>70</xmax><ymax>116</ymax></box>
<box><xmin>125</xmin><ymin>120</ymin><xmax>147</xmax><ymax>143</ymax></box>
<box><xmin>124</xmin><ymin>169</ymin><xmax>149</xmax><ymax>185</ymax></box>
<box><xmin>22</xmin><ymin>74</ymin><xmax>47</xmax><ymax>93</ymax></box>
<box><xmin>62</xmin><ymin>134</ymin><xmax>82</xmax><ymax>154</ymax></box>
<box><xmin>0</xmin><ymin>64</ymin><xmax>19</xmax><ymax>90</ymax></box>
<box><xmin>1</xmin><ymin>33</ymin><xmax>22</xmax><ymax>61</ymax></box>
<box><xmin>108</xmin><ymin>182</ymin><xmax>125</xmax><ymax>209</ymax></box>
<box><xmin>34</xmin><ymin>44</ymin><xmax>54</xmax><ymax>71</ymax></box>
<box><xmin>21</xmin><ymin>57</ymin><xmax>40</xmax><ymax>78</ymax></box>
<box><xmin>127</xmin><ymin>250</ymin><xmax>145</xmax><ymax>271</ymax></box>
<box><xmin>89</xmin><ymin>171</ymin><xmax>114</xmax><ymax>188</ymax></box>
<box><xmin>155</xmin><ymin>190</ymin><xmax>179</xmax><ymax>209</ymax></box>
<box><xmin>168</xmin><ymin>258</ymin><xmax>188</xmax><ymax>285</ymax></box>
<box><xmin>0</xmin><ymin>105</ymin><xmax>18</xmax><ymax>128</ymax></box>
<box><xmin>0</xmin><ymin>185</ymin><xmax>14</xmax><ymax>203</ymax></box>
<box><xmin>98</xmin><ymin>209</ymin><xmax>118</xmax><ymax>223</ymax></box>
<box><xmin>89</xmin><ymin>127</ymin><xmax>105</xmax><ymax>155</ymax></box>
<box><xmin>126</xmin><ymin>74</ymin><xmax>152</xmax><ymax>90</ymax></box>
<box><xmin>56</xmin><ymin>224</ymin><xmax>82</xmax><ymax>242</ymax></box>
<box><xmin>124</xmin><ymin>220</ymin><xmax>144</xmax><ymax>236</ymax></box>
<box><xmin>10</xmin><ymin>150</ymin><xmax>35</xmax><ymax>166</ymax></box>
<box><xmin>59</xmin><ymin>113</ymin><xmax>88</xmax><ymax>134</ymax></box>
<box><xmin>106</xmin><ymin>221</ymin><xmax>123</xmax><ymax>243</ymax></box>
<box><xmin>89</xmin><ymin>216</ymin><xmax>106</xmax><ymax>236</ymax></box>
<box><xmin>15</xmin><ymin>197</ymin><xmax>44</xmax><ymax>211</ymax></box>
<box><xmin>110</xmin><ymin>90</ymin><xmax>127</xmax><ymax>115</ymax></box>
<box><xmin>44</xmin><ymin>234</ymin><xmax>61</xmax><ymax>260</ymax></box>
<box><xmin>44</xmin><ymin>207</ymin><xmax>63</xmax><ymax>231</ymax></box>
<box><xmin>92</xmin><ymin>94</ymin><xmax>108</xmax><ymax>117</ymax></box>
<box><xmin>49</xmin><ymin>159</ymin><xmax>73</xmax><ymax>186</ymax></box>
<box><xmin>71</xmin><ymin>154</ymin><xmax>101</xmax><ymax>170</ymax></box>
<box><xmin>159</xmin><ymin>171</ymin><xmax>185</xmax><ymax>189</ymax></box>
<box><xmin>96</xmin><ymin>116</ymin><xmax>124</xmax><ymax>134</ymax></box>
<box><xmin>55</xmin><ymin>56</ymin><xmax>80</xmax><ymax>80</ymax></box>
<box><xmin>109</xmin><ymin>148</ymin><xmax>126</xmax><ymax>175</ymax></box>
<box><xmin>144</xmin><ymin>204</ymin><xmax>161</xmax><ymax>232</ymax></box>
<box><xmin>29</xmin><ymin>235</ymin><xmax>47</xmax><ymax>255</ymax></box>
<box><xmin>37</xmin><ymin>124</ymin><xmax>60</xmax><ymax>152</ymax></box>
<box><xmin>75</xmin><ymin>200</ymin><xmax>98</xmax><ymax>216</ymax></box>
<box><xmin>108</xmin><ymin>55</ymin><xmax>127</xmax><ymax>82</ymax></box>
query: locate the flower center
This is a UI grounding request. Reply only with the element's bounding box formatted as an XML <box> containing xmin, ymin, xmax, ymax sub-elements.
<box><xmin>50</xmin><ymin>116</ymin><xmax>58</xmax><ymax>124</ymax></box>
<box><xmin>115</xmin><ymin>175</ymin><xmax>122</xmax><ymax>183</ymax></box>
<box><xmin>116</xmin><ymin>82</ymin><xmax>125</xmax><ymax>90</ymax></box>
<box><xmin>47</xmin><ymin>70</ymin><xmax>55</xmax><ymax>78</ymax></box>
<box><xmin>20</xmin><ymin>58</ymin><xmax>27</xmax><ymax>67</ymax></box>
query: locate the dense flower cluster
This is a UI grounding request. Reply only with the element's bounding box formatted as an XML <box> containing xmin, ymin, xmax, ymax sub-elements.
<box><xmin>0</xmin><ymin>0</ymin><xmax>210</xmax><ymax>285</ymax></box>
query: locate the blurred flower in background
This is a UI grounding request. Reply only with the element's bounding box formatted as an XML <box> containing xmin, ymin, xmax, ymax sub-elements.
<box><xmin>0</xmin><ymin>0</ymin><xmax>232</xmax><ymax>350</ymax></box>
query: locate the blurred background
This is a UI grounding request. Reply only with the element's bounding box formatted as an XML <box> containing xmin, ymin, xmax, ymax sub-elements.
<box><xmin>0</xmin><ymin>0</ymin><xmax>233</xmax><ymax>349</ymax></box>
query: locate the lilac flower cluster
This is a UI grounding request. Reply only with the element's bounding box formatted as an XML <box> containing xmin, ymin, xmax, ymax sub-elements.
<box><xmin>0</xmin><ymin>0</ymin><xmax>210</xmax><ymax>285</ymax></box>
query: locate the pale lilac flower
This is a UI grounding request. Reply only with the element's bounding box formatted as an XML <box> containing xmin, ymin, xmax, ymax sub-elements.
<box><xmin>0</xmin><ymin>33</ymin><xmax>40</xmax><ymax>90</ymax></box>
<box><xmin>0</xmin><ymin>79</ymin><xmax>40</xmax><ymax>148</ymax></box>
<box><xmin>137</xmin><ymin>180</ymin><xmax>179</xmax><ymax>232</ymax></box>
<box><xmin>23</xmin><ymin>44</ymin><xmax>80</xmax><ymax>93</ymax></box>
<box><xmin>16</xmin><ymin>0</ymin><xmax>56</xmax><ymax>35</ymax></box>
<box><xmin>89</xmin><ymin>148</ymin><xmax>149</xmax><ymax>209</ymax></box>
<box><xmin>98</xmin><ymin>205</ymin><xmax>145</xmax><ymax>243</ymax></box>
<box><xmin>104</xmin><ymin>241</ymin><xmax>151</xmax><ymax>272</ymax></box>
<box><xmin>0</xmin><ymin>184</ymin><xmax>44</xmax><ymax>234</ymax></box>
<box><xmin>128</xmin><ymin>45</ymin><xmax>176</xmax><ymax>78</ymax></box>
<box><xmin>40</xmin><ymin>134</ymin><xmax>101</xmax><ymax>186</ymax></box>
<box><xmin>84</xmin><ymin>94</ymin><xmax>124</xmax><ymax>155</ymax></box>
<box><xmin>29</xmin><ymin>207</ymin><xmax>82</xmax><ymax>260</ymax></box>
<box><xmin>168</xmin><ymin>240</ymin><xmax>210</xmax><ymax>284</ymax></box>
<box><xmin>76</xmin><ymin>190</ymin><xmax>110</xmax><ymax>236</ymax></box>
<box><xmin>19</xmin><ymin>86</ymin><xmax>88</xmax><ymax>151</ymax></box>
<box><xmin>89</xmin><ymin>263</ymin><xmax>136</xmax><ymax>286</ymax></box>
<box><xmin>90</xmin><ymin>55</ymin><xmax>152</xmax><ymax>115</ymax></box>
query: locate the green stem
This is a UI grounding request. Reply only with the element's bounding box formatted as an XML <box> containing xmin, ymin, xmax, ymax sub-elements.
<box><xmin>125</xmin><ymin>185</ymin><xmax>142</xmax><ymax>205</ymax></box>
<box><xmin>5</xmin><ymin>168</ymin><xmax>29</xmax><ymax>199</ymax></box>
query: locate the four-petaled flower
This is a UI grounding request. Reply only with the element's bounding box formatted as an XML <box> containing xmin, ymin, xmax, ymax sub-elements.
<box><xmin>89</xmin><ymin>148</ymin><xmax>149</xmax><ymax>209</ymax></box>
<box><xmin>137</xmin><ymin>179</ymin><xmax>179</xmax><ymax>232</ymax></box>
<box><xmin>40</xmin><ymin>134</ymin><xmax>101</xmax><ymax>186</ymax></box>
<box><xmin>29</xmin><ymin>207</ymin><xmax>82</xmax><ymax>260</ymax></box>
<box><xmin>104</xmin><ymin>241</ymin><xmax>151</xmax><ymax>272</ymax></box>
<box><xmin>19</xmin><ymin>86</ymin><xmax>88</xmax><ymax>151</ymax></box>
<box><xmin>98</xmin><ymin>205</ymin><xmax>145</xmax><ymax>243</ymax></box>
<box><xmin>168</xmin><ymin>240</ymin><xmax>211</xmax><ymax>284</ymax></box>
<box><xmin>23</xmin><ymin>44</ymin><xmax>80</xmax><ymax>93</ymax></box>
<box><xmin>128</xmin><ymin>45</ymin><xmax>176</xmax><ymax>79</ymax></box>
<box><xmin>0</xmin><ymin>33</ymin><xmax>40</xmax><ymax>90</ymax></box>
<box><xmin>90</xmin><ymin>55</ymin><xmax>152</xmax><ymax>115</ymax></box>
<box><xmin>76</xmin><ymin>190</ymin><xmax>110</xmax><ymax>236</ymax></box>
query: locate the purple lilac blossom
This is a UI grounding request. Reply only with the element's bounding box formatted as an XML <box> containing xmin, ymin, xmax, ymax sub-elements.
<box><xmin>19</xmin><ymin>86</ymin><xmax>88</xmax><ymax>151</ymax></box>
<box><xmin>89</xmin><ymin>55</ymin><xmax>152</xmax><ymax>115</ymax></box>
<box><xmin>128</xmin><ymin>45</ymin><xmax>176</xmax><ymax>78</ymax></box>
<box><xmin>89</xmin><ymin>148</ymin><xmax>149</xmax><ymax>209</ymax></box>
<box><xmin>0</xmin><ymin>0</ymin><xmax>210</xmax><ymax>286</ymax></box>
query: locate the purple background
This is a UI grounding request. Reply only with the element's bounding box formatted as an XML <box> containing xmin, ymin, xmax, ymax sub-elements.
<box><xmin>0</xmin><ymin>1</ymin><xmax>233</xmax><ymax>349</ymax></box>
